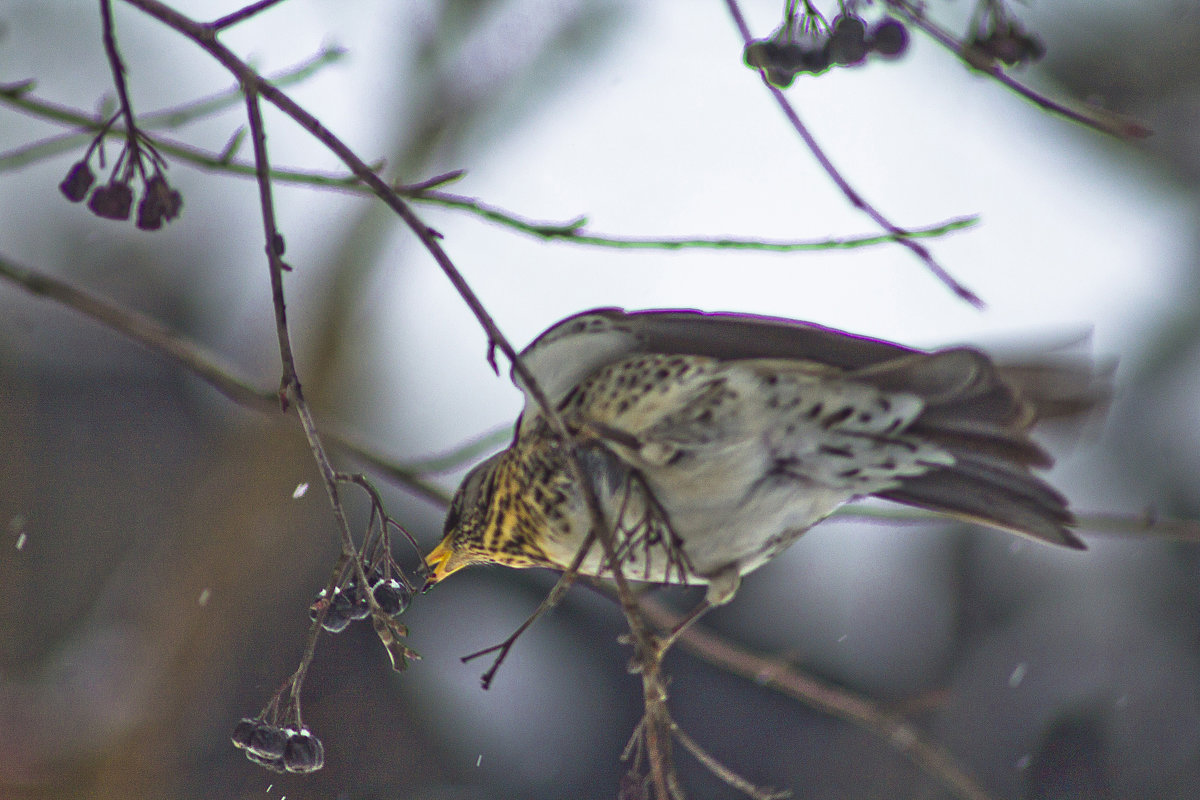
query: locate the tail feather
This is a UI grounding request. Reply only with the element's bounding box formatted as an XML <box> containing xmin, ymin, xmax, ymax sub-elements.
<box><xmin>860</xmin><ymin>347</ymin><xmax>1105</xmax><ymax>549</ymax></box>
<box><xmin>879</xmin><ymin>463</ymin><xmax>1082</xmax><ymax>549</ymax></box>
<box><xmin>904</xmin><ymin>423</ymin><xmax>1052</xmax><ymax>468</ymax></box>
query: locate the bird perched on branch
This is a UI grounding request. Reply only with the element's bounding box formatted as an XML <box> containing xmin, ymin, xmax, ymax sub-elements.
<box><xmin>423</xmin><ymin>308</ymin><xmax>1104</xmax><ymax>611</ymax></box>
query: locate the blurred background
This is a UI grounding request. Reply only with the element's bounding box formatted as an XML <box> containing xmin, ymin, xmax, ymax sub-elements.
<box><xmin>2</xmin><ymin>0</ymin><xmax>1199</xmax><ymax>798</ymax></box>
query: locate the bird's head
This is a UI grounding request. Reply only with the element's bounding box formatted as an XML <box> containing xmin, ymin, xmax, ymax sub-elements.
<box><xmin>422</xmin><ymin>451</ymin><xmax>506</xmax><ymax>591</ymax></box>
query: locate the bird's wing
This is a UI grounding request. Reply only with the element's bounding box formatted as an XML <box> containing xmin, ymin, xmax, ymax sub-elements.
<box><xmin>513</xmin><ymin>307</ymin><xmax>921</xmax><ymax>416</ymax></box>
<box><xmin>619</xmin><ymin>308</ymin><xmax>917</xmax><ymax>368</ymax></box>
<box><xmin>513</xmin><ymin>308</ymin><xmax>639</xmax><ymax>415</ymax></box>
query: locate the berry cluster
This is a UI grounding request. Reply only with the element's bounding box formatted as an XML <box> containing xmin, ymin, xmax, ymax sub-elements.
<box><xmin>231</xmin><ymin>718</ymin><xmax>324</xmax><ymax>773</ymax></box>
<box><xmin>744</xmin><ymin>13</ymin><xmax>910</xmax><ymax>88</ymax></box>
<box><xmin>964</xmin><ymin>17</ymin><xmax>1044</xmax><ymax>69</ymax></box>
<box><xmin>59</xmin><ymin>122</ymin><xmax>182</xmax><ymax>231</ymax></box>
<box><xmin>309</xmin><ymin>568</ymin><xmax>413</xmax><ymax>634</ymax></box>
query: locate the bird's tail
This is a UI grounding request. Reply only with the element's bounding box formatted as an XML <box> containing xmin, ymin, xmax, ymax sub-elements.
<box><xmin>857</xmin><ymin>347</ymin><xmax>1110</xmax><ymax>548</ymax></box>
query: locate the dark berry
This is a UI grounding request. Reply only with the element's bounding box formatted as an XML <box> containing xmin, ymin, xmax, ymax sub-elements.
<box><xmin>87</xmin><ymin>180</ymin><xmax>134</xmax><ymax>221</ymax></box>
<box><xmin>832</xmin><ymin>14</ymin><xmax>867</xmax><ymax>43</ymax></box>
<box><xmin>231</xmin><ymin>718</ymin><xmax>257</xmax><ymax>750</ymax></box>
<box><xmin>801</xmin><ymin>42</ymin><xmax>832</xmax><ymax>74</ymax></box>
<box><xmin>773</xmin><ymin>42</ymin><xmax>808</xmax><ymax>72</ymax></box>
<box><xmin>283</xmin><ymin>728</ymin><xmax>325</xmax><ymax>773</ymax></box>
<box><xmin>869</xmin><ymin>18</ymin><xmax>909</xmax><ymax>58</ymax></box>
<box><xmin>827</xmin><ymin>18</ymin><xmax>869</xmax><ymax>66</ymax></box>
<box><xmin>321</xmin><ymin>590</ymin><xmax>353</xmax><ymax>633</ymax></box>
<box><xmin>59</xmin><ymin>161</ymin><xmax>95</xmax><ymax>203</ymax></box>
<box><xmin>765</xmin><ymin>67</ymin><xmax>798</xmax><ymax>89</ymax></box>
<box><xmin>372</xmin><ymin>578</ymin><xmax>411</xmax><ymax>616</ymax></box>
<box><xmin>311</xmin><ymin>586</ymin><xmax>354</xmax><ymax>632</ymax></box>
<box><xmin>321</xmin><ymin>611</ymin><xmax>351</xmax><ymax>633</ymax></box>
<box><xmin>346</xmin><ymin>581</ymin><xmax>371</xmax><ymax>621</ymax></box>
<box><xmin>743</xmin><ymin>39</ymin><xmax>770</xmax><ymax>70</ymax></box>
<box><xmin>246</xmin><ymin>721</ymin><xmax>288</xmax><ymax>759</ymax></box>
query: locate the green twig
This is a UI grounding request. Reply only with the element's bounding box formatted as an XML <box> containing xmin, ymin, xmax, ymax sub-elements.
<box><xmin>0</xmin><ymin>46</ymin><xmax>345</xmax><ymax>169</ymax></box>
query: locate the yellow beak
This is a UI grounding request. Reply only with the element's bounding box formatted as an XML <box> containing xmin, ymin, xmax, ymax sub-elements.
<box><xmin>422</xmin><ymin>538</ymin><xmax>466</xmax><ymax>592</ymax></box>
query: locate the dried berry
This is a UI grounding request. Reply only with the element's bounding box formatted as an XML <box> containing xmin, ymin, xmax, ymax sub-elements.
<box><xmin>1021</xmin><ymin>32</ymin><xmax>1046</xmax><ymax>63</ymax></box>
<box><xmin>986</xmin><ymin>28</ymin><xmax>1025</xmax><ymax>66</ymax></box>
<box><xmin>967</xmin><ymin>19</ymin><xmax>1044</xmax><ymax>69</ymax></box>
<box><xmin>745</xmin><ymin>28</ymin><xmax>835</xmax><ymax>86</ymax></box>
<box><xmin>59</xmin><ymin>161</ymin><xmax>95</xmax><ymax>203</ymax></box>
<box><xmin>772</xmin><ymin>42</ymin><xmax>809</xmax><ymax>72</ymax></box>
<box><xmin>136</xmin><ymin>173</ymin><xmax>183</xmax><ymax>231</ymax></box>
<box><xmin>87</xmin><ymin>180</ymin><xmax>134</xmax><ymax>221</ymax></box>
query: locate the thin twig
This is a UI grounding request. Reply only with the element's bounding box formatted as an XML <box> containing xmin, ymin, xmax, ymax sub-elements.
<box><xmin>461</xmin><ymin>531</ymin><xmax>597</xmax><ymax>690</ymax></box>
<box><xmin>207</xmin><ymin>0</ymin><xmax>291</xmax><ymax>31</ymax></box>
<box><xmin>639</xmin><ymin>597</ymin><xmax>998</xmax><ymax>800</ymax></box>
<box><xmin>670</xmin><ymin>722</ymin><xmax>790</xmax><ymax>800</ymax></box>
<box><xmin>141</xmin><ymin>45</ymin><xmax>345</xmax><ymax>128</ymax></box>
<box><xmin>416</xmin><ymin>190</ymin><xmax>981</xmax><ymax>252</ymax></box>
<box><xmin>244</xmin><ymin>82</ymin><xmax>370</xmax><ymax>698</ymax></box>
<box><xmin>99</xmin><ymin>0</ymin><xmax>142</xmax><ymax>177</ymax></box>
<box><xmin>724</xmin><ymin>0</ymin><xmax>984</xmax><ymax>308</ymax></box>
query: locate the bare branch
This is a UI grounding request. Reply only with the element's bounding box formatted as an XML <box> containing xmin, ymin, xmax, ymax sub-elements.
<box><xmin>0</xmin><ymin>252</ymin><xmax>275</xmax><ymax>412</ymax></box>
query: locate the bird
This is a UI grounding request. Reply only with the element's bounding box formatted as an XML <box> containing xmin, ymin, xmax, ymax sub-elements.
<box><xmin>423</xmin><ymin>307</ymin><xmax>1103</xmax><ymax>611</ymax></box>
